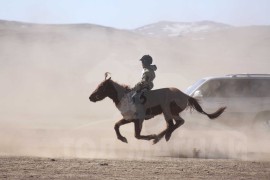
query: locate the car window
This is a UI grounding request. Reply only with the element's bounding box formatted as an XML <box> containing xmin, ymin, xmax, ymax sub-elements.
<box><xmin>186</xmin><ymin>79</ymin><xmax>206</xmax><ymax>95</ymax></box>
<box><xmin>198</xmin><ymin>78</ymin><xmax>270</xmax><ymax>98</ymax></box>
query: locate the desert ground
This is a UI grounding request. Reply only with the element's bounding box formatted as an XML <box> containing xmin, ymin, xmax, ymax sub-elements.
<box><xmin>1</xmin><ymin>118</ymin><xmax>270</xmax><ymax>179</ymax></box>
<box><xmin>1</xmin><ymin>156</ymin><xmax>270</xmax><ymax>179</ymax></box>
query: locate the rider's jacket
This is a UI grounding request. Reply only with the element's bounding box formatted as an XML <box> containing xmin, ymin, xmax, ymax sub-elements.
<box><xmin>133</xmin><ymin>65</ymin><xmax>157</xmax><ymax>92</ymax></box>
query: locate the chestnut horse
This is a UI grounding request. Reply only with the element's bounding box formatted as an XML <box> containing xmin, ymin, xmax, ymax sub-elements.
<box><xmin>89</xmin><ymin>73</ymin><xmax>226</xmax><ymax>144</ymax></box>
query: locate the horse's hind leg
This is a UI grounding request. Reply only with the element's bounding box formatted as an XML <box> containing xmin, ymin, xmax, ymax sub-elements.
<box><xmin>134</xmin><ymin>119</ymin><xmax>157</xmax><ymax>141</ymax></box>
<box><xmin>153</xmin><ymin>119</ymin><xmax>174</xmax><ymax>144</ymax></box>
<box><xmin>165</xmin><ymin>115</ymin><xmax>185</xmax><ymax>141</ymax></box>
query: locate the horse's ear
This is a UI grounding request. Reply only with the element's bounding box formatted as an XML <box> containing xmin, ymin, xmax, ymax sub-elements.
<box><xmin>105</xmin><ymin>72</ymin><xmax>111</xmax><ymax>80</ymax></box>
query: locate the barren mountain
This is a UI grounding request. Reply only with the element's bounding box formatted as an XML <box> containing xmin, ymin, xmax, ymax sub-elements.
<box><xmin>134</xmin><ymin>21</ymin><xmax>232</xmax><ymax>37</ymax></box>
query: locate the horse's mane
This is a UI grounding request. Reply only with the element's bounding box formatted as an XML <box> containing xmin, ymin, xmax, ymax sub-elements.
<box><xmin>110</xmin><ymin>79</ymin><xmax>132</xmax><ymax>92</ymax></box>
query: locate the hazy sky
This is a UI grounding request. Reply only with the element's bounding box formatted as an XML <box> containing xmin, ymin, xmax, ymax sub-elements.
<box><xmin>0</xmin><ymin>0</ymin><xmax>270</xmax><ymax>29</ymax></box>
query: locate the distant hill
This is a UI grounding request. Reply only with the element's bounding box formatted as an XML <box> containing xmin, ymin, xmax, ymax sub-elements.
<box><xmin>134</xmin><ymin>21</ymin><xmax>232</xmax><ymax>37</ymax></box>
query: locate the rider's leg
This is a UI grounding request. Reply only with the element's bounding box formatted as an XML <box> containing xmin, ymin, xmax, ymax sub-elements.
<box><xmin>132</xmin><ymin>88</ymin><xmax>148</xmax><ymax>104</ymax></box>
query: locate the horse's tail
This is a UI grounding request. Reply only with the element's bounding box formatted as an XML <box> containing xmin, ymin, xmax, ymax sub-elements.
<box><xmin>187</xmin><ymin>97</ymin><xmax>226</xmax><ymax>119</ymax></box>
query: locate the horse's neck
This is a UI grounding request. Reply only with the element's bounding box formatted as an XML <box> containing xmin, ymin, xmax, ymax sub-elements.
<box><xmin>111</xmin><ymin>81</ymin><xmax>129</xmax><ymax>104</ymax></box>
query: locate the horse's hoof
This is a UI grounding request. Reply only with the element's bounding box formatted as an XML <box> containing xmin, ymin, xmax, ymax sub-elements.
<box><xmin>152</xmin><ymin>134</ymin><xmax>160</xmax><ymax>145</ymax></box>
<box><xmin>152</xmin><ymin>137</ymin><xmax>160</xmax><ymax>145</ymax></box>
<box><xmin>165</xmin><ymin>133</ymin><xmax>172</xmax><ymax>142</ymax></box>
<box><xmin>118</xmin><ymin>137</ymin><xmax>128</xmax><ymax>143</ymax></box>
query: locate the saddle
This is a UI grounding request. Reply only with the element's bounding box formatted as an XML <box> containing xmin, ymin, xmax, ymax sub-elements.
<box><xmin>132</xmin><ymin>90</ymin><xmax>147</xmax><ymax>104</ymax></box>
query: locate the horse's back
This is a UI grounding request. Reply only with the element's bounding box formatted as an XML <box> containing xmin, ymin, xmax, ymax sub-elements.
<box><xmin>144</xmin><ymin>87</ymin><xmax>189</xmax><ymax>107</ymax></box>
<box><xmin>149</xmin><ymin>87</ymin><xmax>187</xmax><ymax>96</ymax></box>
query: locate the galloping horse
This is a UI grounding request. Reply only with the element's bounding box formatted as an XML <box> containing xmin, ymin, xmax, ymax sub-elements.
<box><xmin>89</xmin><ymin>73</ymin><xmax>226</xmax><ymax>144</ymax></box>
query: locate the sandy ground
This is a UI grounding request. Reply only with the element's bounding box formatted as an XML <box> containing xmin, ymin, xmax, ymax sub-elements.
<box><xmin>0</xmin><ymin>156</ymin><xmax>270</xmax><ymax>180</ymax></box>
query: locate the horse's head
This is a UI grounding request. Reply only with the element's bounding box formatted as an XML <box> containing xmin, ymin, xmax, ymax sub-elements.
<box><xmin>89</xmin><ymin>72</ymin><xmax>113</xmax><ymax>102</ymax></box>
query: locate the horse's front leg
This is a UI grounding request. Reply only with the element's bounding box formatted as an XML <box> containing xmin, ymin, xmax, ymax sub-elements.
<box><xmin>134</xmin><ymin>119</ymin><xmax>157</xmax><ymax>141</ymax></box>
<box><xmin>114</xmin><ymin>119</ymin><xmax>132</xmax><ymax>143</ymax></box>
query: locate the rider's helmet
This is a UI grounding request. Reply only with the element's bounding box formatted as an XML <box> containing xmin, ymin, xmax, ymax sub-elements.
<box><xmin>140</xmin><ymin>55</ymin><xmax>153</xmax><ymax>66</ymax></box>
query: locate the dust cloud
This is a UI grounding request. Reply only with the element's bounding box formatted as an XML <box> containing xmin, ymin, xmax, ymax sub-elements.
<box><xmin>0</xmin><ymin>21</ymin><xmax>270</xmax><ymax>160</ymax></box>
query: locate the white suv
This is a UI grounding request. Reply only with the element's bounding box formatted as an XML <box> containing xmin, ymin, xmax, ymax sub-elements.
<box><xmin>185</xmin><ymin>74</ymin><xmax>270</xmax><ymax>128</ymax></box>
